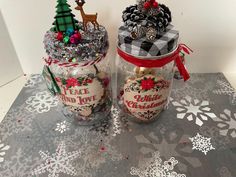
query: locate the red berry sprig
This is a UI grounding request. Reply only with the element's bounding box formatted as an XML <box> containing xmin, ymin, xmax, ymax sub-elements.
<box><xmin>143</xmin><ymin>0</ymin><xmax>159</xmax><ymax>10</ymax></box>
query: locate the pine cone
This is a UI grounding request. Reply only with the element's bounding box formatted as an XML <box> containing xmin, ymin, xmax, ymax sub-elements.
<box><xmin>152</xmin><ymin>4</ymin><xmax>172</xmax><ymax>33</ymax></box>
<box><xmin>159</xmin><ymin>4</ymin><xmax>172</xmax><ymax>22</ymax></box>
<box><xmin>122</xmin><ymin>2</ymin><xmax>172</xmax><ymax>39</ymax></box>
<box><xmin>122</xmin><ymin>5</ymin><xmax>146</xmax><ymax>29</ymax></box>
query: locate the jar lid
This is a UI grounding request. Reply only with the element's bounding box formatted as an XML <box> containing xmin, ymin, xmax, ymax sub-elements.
<box><xmin>118</xmin><ymin>24</ymin><xmax>179</xmax><ymax>57</ymax></box>
<box><xmin>44</xmin><ymin>24</ymin><xmax>109</xmax><ymax>63</ymax></box>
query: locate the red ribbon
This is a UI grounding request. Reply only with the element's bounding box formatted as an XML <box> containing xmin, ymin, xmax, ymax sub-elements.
<box><xmin>117</xmin><ymin>44</ymin><xmax>193</xmax><ymax>81</ymax></box>
<box><xmin>44</xmin><ymin>53</ymin><xmax>107</xmax><ymax>68</ymax></box>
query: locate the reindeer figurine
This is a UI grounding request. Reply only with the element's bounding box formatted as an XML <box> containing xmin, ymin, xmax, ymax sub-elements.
<box><xmin>75</xmin><ymin>0</ymin><xmax>99</xmax><ymax>31</ymax></box>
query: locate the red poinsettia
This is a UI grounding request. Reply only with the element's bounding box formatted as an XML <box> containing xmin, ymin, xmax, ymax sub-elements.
<box><xmin>141</xmin><ymin>78</ymin><xmax>155</xmax><ymax>90</ymax></box>
<box><xmin>66</xmin><ymin>78</ymin><xmax>78</xmax><ymax>88</ymax></box>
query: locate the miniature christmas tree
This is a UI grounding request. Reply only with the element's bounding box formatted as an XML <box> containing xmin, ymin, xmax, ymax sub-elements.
<box><xmin>53</xmin><ymin>0</ymin><xmax>78</xmax><ymax>32</ymax></box>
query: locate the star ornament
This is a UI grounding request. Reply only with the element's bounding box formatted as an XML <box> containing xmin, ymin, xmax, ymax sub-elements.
<box><xmin>189</xmin><ymin>133</ymin><xmax>215</xmax><ymax>155</ymax></box>
<box><xmin>32</xmin><ymin>142</ymin><xmax>80</xmax><ymax>177</ymax></box>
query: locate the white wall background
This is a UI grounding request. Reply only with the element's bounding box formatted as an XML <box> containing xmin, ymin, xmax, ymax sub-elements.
<box><xmin>0</xmin><ymin>0</ymin><xmax>236</xmax><ymax>74</ymax></box>
<box><xmin>0</xmin><ymin>10</ymin><xmax>23</xmax><ymax>86</ymax></box>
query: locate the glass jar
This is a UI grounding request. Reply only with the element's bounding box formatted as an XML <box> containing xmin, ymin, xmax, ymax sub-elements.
<box><xmin>115</xmin><ymin>50</ymin><xmax>176</xmax><ymax>123</ymax></box>
<box><xmin>115</xmin><ymin>21</ymin><xmax>192</xmax><ymax>123</ymax></box>
<box><xmin>44</xmin><ymin>56</ymin><xmax>112</xmax><ymax>125</ymax></box>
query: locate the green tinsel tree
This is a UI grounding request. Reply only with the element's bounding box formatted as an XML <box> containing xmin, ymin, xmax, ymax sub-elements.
<box><xmin>53</xmin><ymin>0</ymin><xmax>78</xmax><ymax>32</ymax></box>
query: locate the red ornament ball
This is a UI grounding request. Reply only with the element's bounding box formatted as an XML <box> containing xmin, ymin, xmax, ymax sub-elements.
<box><xmin>143</xmin><ymin>2</ymin><xmax>151</xmax><ymax>9</ymax></box>
<box><xmin>152</xmin><ymin>1</ymin><xmax>159</xmax><ymax>8</ymax></box>
<box><xmin>70</xmin><ymin>36</ymin><xmax>77</xmax><ymax>44</ymax></box>
<box><xmin>56</xmin><ymin>32</ymin><xmax>63</xmax><ymax>41</ymax></box>
<box><xmin>73</xmin><ymin>32</ymin><xmax>82</xmax><ymax>41</ymax></box>
<box><xmin>70</xmin><ymin>33</ymin><xmax>82</xmax><ymax>44</ymax></box>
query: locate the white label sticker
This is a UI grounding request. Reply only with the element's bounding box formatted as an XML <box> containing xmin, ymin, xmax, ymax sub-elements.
<box><xmin>123</xmin><ymin>75</ymin><xmax>170</xmax><ymax>121</ymax></box>
<box><xmin>56</xmin><ymin>76</ymin><xmax>104</xmax><ymax>116</ymax></box>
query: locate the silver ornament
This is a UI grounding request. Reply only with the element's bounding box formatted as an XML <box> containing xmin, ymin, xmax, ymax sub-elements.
<box><xmin>130</xmin><ymin>25</ymin><xmax>146</xmax><ymax>39</ymax></box>
<box><xmin>146</xmin><ymin>27</ymin><xmax>157</xmax><ymax>41</ymax></box>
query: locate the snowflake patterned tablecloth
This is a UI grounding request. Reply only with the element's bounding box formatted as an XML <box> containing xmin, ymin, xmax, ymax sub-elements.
<box><xmin>0</xmin><ymin>73</ymin><xmax>236</xmax><ymax>177</ymax></box>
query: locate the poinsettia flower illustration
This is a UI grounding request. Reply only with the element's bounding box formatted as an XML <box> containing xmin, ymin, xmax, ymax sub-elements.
<box><xmin>141</xmin><ymin>78</ymin><xmax>155</xmax><ymax>90</ymax></box>
<box><xmin>66</xmin><ymin>78</ymin><xmax>78</xmax><ymax>88</ymax></box>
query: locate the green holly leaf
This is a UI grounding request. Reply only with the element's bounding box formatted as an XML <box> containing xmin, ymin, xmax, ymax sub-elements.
<box><xmin>180</xmin><ymin>51</ymin><xmax>185</xmax><ymax>57</ymax></box>
<box><xmin>77</xmin><ymin>77</ymin><xmax>83</xmax><ymax>82</ymax></box>
<box><xmin>62</xmin><ymin>78</ymin><xmax>67</xmax><ymax>85</ymax></box>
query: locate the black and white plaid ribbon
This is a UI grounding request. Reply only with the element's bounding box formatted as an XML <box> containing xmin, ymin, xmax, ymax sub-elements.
<box><xmin>118</xmin><ymin>24</ymin><xmax>179</xmax><ymax>57</ymax></box>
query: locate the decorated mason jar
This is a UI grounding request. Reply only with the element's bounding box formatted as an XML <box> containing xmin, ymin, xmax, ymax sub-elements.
<box><xmin>42</xmin><ymin>0</ymin><xmax>111</xmax><ymax>125</ymax></box>
<box><xmin>116</xmin><ymin>0</ymin><xmax>191</xmax><ymax>122</ymax></box>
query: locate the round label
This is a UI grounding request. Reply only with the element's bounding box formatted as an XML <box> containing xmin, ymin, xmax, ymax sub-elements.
<box><xmin>56</xmin><ymin>76</ymin><xmax>104</xmax><ymax>116</ymax></box>
<box><xmin>123</xmin><ymin>75</ymin><xmax>170</xmax><ymax>121</ymax></box>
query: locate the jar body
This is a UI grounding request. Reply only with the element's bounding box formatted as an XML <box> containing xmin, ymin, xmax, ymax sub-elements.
<box><xmin>115</xmin><ymin>55</ymin><xmax>175</xmax><ymax>123</ymax></box>
<box><xmin>47</xmin><ymin>57</ymin><xmax>111</xmax><ymax>125</ymax></box>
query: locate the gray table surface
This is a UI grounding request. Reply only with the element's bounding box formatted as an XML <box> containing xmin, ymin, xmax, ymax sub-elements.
<box><xmin>0</xmin><ymin>73</ymin><xmax>235</xmax><ymax>177</ymax></box>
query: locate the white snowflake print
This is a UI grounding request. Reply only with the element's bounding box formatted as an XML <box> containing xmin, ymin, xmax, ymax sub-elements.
<box><xmin>0</xmin><ymin>148</ymin><xmax>40</xmax><ymax>177</ymax></box>
<box><xmin>111</xmin><ymin>105</ymin><xmax>121</xmax><ymax>136</ymax></box>
<box><xmin>189</xmin><ymin>133</ymin><xmax>215</xmax><ymax>155</ymax></box>
<box><xmin>213</xmin><ymin>80</ymin><xmax>236</xmax><ymax>104</ymax></box>
<box><xmin>199</xmin><ymin>125</ymin><xmax>230</xmax><ymax>150</ymax></box>
<box><xmin>218</xmin><ymin>166</ymin><xmax>233</xmax><ymax>177</ymax></box>
<box><xmin>32</xmin><ymin>142</ymin><xmax>80</xmax><ymax>177</ymax></box>
<box><xmin>24</xmin><ymin>74</ymin><xmax>43</xmax><ymax>88</ymax></box>
<box><xmin>172</xmin><ymin>96</ymin><xmax>216</xmax><ymax>126</ymax></box>
<box><xmin>213</xmin><ymin>109</ymin><xmax>236</xmax><ymax>138</ymax></box>
<box><xmin>135</xmin><ymin>130</ymin><xmax>202</xmax><ymax>172</ymax></box>
<box><xmin>0</xmin><ymin>140</ymin><xmax>10</xmax><ymax>163</ymax></box>
<box><xmin>171</xmin><ymin>84</ymin><xmax>212</xmax><ymax>103</ymax></box>
<box><xmin>0</xmin><ymin>104</ymin><xmax>35</xmax><ymax>141</ymax></box>
<box><xmin>130</xmin><ymin>151</ymin><xmax>186</xmax><ymax>177</ymax></box>
<box><xmin>53</xmin><ymin>128</ymin><xmax>123</xmax><ymax>177</ymax></box>
<box><xmin>26</xmin><ymin>91</ymin><xmax>58</xmax><ymax>113</ymax></box>
<box><xmin>55</xmin><ymin>121</ymin><xmax>70</xmax><ymax>133</ymax></box>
